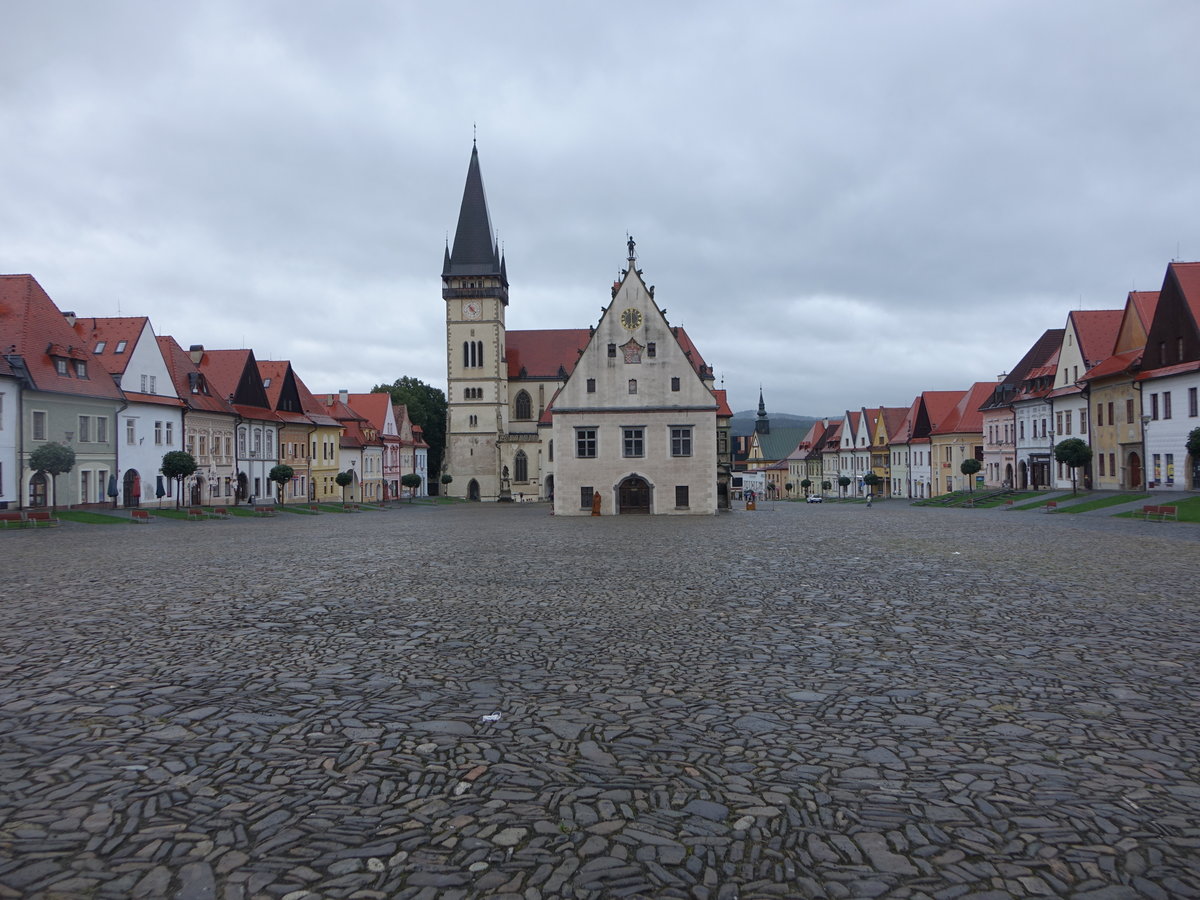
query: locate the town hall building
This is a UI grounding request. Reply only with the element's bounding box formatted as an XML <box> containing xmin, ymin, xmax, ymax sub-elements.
<box><xmin>441</xmin><ymin>144</ymin><xmax>728</xmax><ymax>514</ymax></box>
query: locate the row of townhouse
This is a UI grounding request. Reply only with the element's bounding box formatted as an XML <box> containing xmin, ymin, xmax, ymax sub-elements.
<box><xmin>0</xmin><ymin>274</ymin><xmax>428</xmax><ymax>510</ymax></box>
<box><xmin>751</xmin><ymin>260</ymin><xmax>1200</xmax><ymax>498</ymax></box>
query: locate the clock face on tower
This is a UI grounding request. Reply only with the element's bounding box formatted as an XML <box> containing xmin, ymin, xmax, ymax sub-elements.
<box><xmin>620</xmin><ymin>307</ymin><xmax>643</xmax><ymax>330</ymax></box>
<box><xmin>463</xmin><ymin>300</ymin><xmax>481</xmax><ymax>320</ymax></box>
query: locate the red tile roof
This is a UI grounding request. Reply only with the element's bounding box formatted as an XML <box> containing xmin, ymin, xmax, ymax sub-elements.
<box><xmin>1069</xmin><ymin>309</ymin><xmax>1124</xmax><ymax>365</ymax></box>
<box><xmin>711</xmin><ymin>388</ymin><xmax>734</xmax><ymax>418</ymax></box>
<box><xmin>0</xmin><ymin>274</ymin><xmax>123</xmax><ymax>400</ymax></box>
<box><xmin>346</xmin><ymin>393</ymin><xmax>394</xmax><ymax>432</ymax></box>
<box><xmin>1170</xmin><ymin>261</ymin><xmax>1200</xmax><ymax>326</ymax></box>
<box><xmin>156</xmin><ymin>336</ymin><xmax>237</xmax><ymax>416</ymax></box>
<box><xmin>1129</xmin><ymin>291</ymin><xmax>1160</xmax><ymax>331</ymax></box>
<box><xmin>71</xmin><ymin>316</ymin><xmax>149</xmax><ymax>377</ymax></box>
<box><xmin>1081</xmin><ymin>348</ymin><xmax>1141</xmax><ymax>382</ymax></box>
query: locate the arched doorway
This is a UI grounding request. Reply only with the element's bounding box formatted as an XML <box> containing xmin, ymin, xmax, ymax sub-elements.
<box><xmin>1127</xmin><ymin>452</ymin><xmax>1142</xmax><ymax>489</ymax></box>
<box><xmin>123</xmin><ymin>470</ymin><xmax>141</xmax><ymax>507</ymax></box>
<box><xmin>29</xmin><ymin>472</ymin><xmax>47</xmax><ymax>508</ymax></box>
<box><xmin>617</xmin><ymin>475</ymin><xmax>651</xmax><ymax>514</ymax></box>
<box><xmin>467</xmin><ymin>479</ymin><xmax>480</xmax><ymax>501</ymax></box>
<box><xmin>1004</xmin><ymin>463</ymin><xmax>1013</xmax><ymax>488</ymax></box>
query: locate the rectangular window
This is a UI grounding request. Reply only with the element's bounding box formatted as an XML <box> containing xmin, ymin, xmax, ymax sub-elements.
<box><xmin>96</xmin><ymin>469</ymin><xmax>107</xmax><ymax>502</ymax></box>
<box><xmin>97</xmin><ymin>416</ymin><xmax>107</xmax><ymax>443</ymax></box>
<box><xmin>1079</xmin><ymin>409</ymin><xmax>1086</xmax><ymax>433</ymax></box>
<box><xmin>1065</xmin><ymin>411</ymin><xmax>1072</xmax><ymax>435</ymax></box>
<box><xmin>74</xmin><ymin>360</ymin><xmax>87</xmax><ymax>378</ymax></box>
<box><xmin>1166</xmin><ymin>453</ymin><xmax>1175</xmax><ymax>483</ymax></box>
<box><xmin>647</xmin><ymin>342</ymin><xmax>656</xmax><ymax>358</ymax></box>
<box><xmin>78</xmin><ymin>415</ymin><xmax>90</xmax><ymax>442</ymax></box>
<box><xmin>80</xmin><ymin>470</ymin><xmax>91</xmax><ymax>504</ymax></box>
<box><xmin>1190</xmin><ymin>387</ymin><xmax>1198</xmax><ymax>417</ymax></box>
<box><xmin>94</xmin><ymin>341</ymin><xmax>106</xmax><ymax>353</ymax></box>
<box><xmin>671</xmin><ymin>376</ymin><xmax>680</xmax><ymax>392</ymax></box>
<box><xmin>623</xmin><ymin>427</ymin><xmax>644</xmax><ymax>458</ymax></box>
<box><xmin>607</xmin><ymin>343</ymin><xmax>616</xmax><ymax>358</ymax></box>
<box><xmin>675</xmin><ymin>485</ymin><xmax>689</xmax><ymax>508</ymax></box>
<box><xmin>671</xmin><ymin>426</ymin><xmax>693</xmax><ymax>457</ymax></box>
<box><xmin>114</xmin><ymin>341</ymin><xmax>126</xmax><ymax>353</ymax></box>
<box><xmin>575</xmin><ymin>428</ymin><xmax>597</xmax><ymax>458</ymax></box>
<box><xmin>1126</xmin><ymin>398</ymin><xmax>1135</xmax><ymax>424</ymax></box>
<box><xmin>149</xmin><ymin>375</ymin><xmax>156</xmax><ymax>393</ymax></box>
<box><xmin>1150</xmin><ymin>394</ymin><xmax>1159</xmax><ymax>420</ymax></box>
<box><xmin>580</xmin><ymin>486</ymin><xmax>593</xmax><ymax>508</ymax></box>
<box><xmin>154</xmin><ymin>421</ymin><xmax>163</xmax><ymax>445</ymax></box>
<box><xmin>141</xmin><ymin>374</ymin><xmax>148</xmax><ymax>392</ymax></box>
<box><xmin>1107</xmin><ymin>401</ymin><xmax>1114</xmax><ymax>427</ymax></box>
<box><xmin>126</xmin><ymin>418</ymin><xmax>136</xmax><ymax>445</ymax></box>
<box><xmin>586</xmin><ymin>378</ymin><xmax>596</xmax><ymax>393</ymax></box>
<box><xmin>1056</xmin><ymin>412</ymin><xmax>1063</xmax><ymax>435</ymax></box>
<box><xmin>1098</xmin><ymin>455</ymin><xmax>1105</xmax><ymax>476</ymax></box>
<box><xmin>33</xmin><ymin>410</ymin><xmax>47</xmax><ymax>441</ymax></box>
<box><xmin>199</xmin><ymin>435</ymin><xmax>207</xmax><ymax>457</ymax></box>
<box><xmin>1095</xmin><ymin>402</ymin><xmax>1103</xmax><ymax>427</ymax></box>
<box><xmin>55</xmin><ymin>358</ymin><xmax>68</xmax><ymax>375</ymax></box>
<box><xmin>1163</xmin><ymin>392</ymin><xmax>1172</xmax><ymax>419</ymax></box>
<box><xmin>628</xmin><ymin>379</ymin><xmax>637</xmax><ymax>394</ymax></box>
<box><xmin>165</xmin><ymin>422</ymin><xmax>174</xmax><ymax>445</ymax></box>
<box><xmin>1153</xmin><ymin>454</ymin><xmax>1161</xmax><ymax>482</ymax></box>
<box><xmin>1109</xmin><ymin>453</ymin><xmax>1115</xmax><ymax>477</ymax></box>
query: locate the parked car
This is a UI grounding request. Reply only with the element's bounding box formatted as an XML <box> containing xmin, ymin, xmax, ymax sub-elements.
<box><xmin>806</xmin><ymin>494</ymin><xmax>823</xmax><ymax>503</ymax></box>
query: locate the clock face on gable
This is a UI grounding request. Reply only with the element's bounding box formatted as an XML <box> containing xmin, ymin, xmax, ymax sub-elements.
<box><xmin>620</xmin><ymin>307</ymin><xmax>643</xmax><ymax>330</ymax></box>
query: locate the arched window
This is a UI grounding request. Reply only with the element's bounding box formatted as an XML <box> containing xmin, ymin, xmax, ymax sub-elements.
<box><xmin>514</xmin><ymin>450</ymin><xmax>528</xmax><ymax>482</ymax></box>
<box><xmin>515</xmin><ymin>390</ymin><xmax>532</xmax><ymax>420</ymax></box>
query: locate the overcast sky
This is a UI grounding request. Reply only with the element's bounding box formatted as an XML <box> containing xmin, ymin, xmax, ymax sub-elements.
<box><xmin>3</xmin><ymin>1</ymin><xmax>1198</xmax><ymax>416</ymax></box>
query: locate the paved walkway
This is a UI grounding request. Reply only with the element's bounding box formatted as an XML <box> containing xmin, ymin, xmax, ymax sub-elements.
<box><xmin>1</xmin><ymin>503</ymin><xmax>1198</xmax><ymax>898</ymax></box>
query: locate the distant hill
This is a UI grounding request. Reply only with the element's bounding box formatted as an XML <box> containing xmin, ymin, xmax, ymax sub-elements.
<box><xmin>730</xmin><ymin>411</ymin><xmax>824</xmax><ymax>437</ymax></box>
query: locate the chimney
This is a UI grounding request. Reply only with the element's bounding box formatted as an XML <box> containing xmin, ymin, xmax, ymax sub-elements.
<box><xmin>189</xmin><ymin>344</ymin><xmax>204</xmax><ymax>365</ymax></box>
<box><xmin>62</xmin><ymin>311</ymin><xmax>77</xmax><ymax>327</ymax></box>
<box><xmin>339</xmin><ymin>389</ymin><xmax>348</xmax><ymax>404</ymax></box>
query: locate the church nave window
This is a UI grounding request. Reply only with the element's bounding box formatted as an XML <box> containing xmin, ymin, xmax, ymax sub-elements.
<box><xmin>514</xmin><ymin>450</ymin><xmax>528</xmax><ymax>483</ymax></box>
<box><xmin>514</xmin><ymin>390</ymin><xmax>532</xmax><ymax>420</ymax></box>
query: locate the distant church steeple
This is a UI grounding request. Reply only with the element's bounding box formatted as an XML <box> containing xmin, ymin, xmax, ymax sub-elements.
<box><xmin>755</xmin><ymin>388</ymin><xmax>770</xmax><ymax>435</ymax></box>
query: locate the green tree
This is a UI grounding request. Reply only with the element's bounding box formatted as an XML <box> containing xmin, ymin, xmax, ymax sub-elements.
<box><xmin>269</xmin><ymin>464</ymin><xmax>295</xmax><ymax>505</ymax></box>
<box><xmin>161</xmin><ymin>451</ymin><xmax>198</xmax><ymax>509</ymax></box>
<box><xmin>29</xmin><ymin>442</ymin><xmax>76</xmax><ymax>509</ymax></box>
<box><xmin>837</xmin><ymin>475</ymin><xmax>851</xmax><ymax>498</ymax></box>
<box><xmin>784</xmin><ymin>481</ymin><xmax>794</xmax><ymax>497</ymax></box>
<box><xmin>372</xmin><ymin>377</ymin><xmax>447</xmax><ymax>483</ymax></box>
<box><xmin>335</xmin><ymin>470</ymin><xmax>353</xmax><ymax>505</ymax></box>
<box><xmin>821</xmin><ymin>480</ymin><xmax>832</xmax><ymax>492</ymax></box>
<box><xmin>959</xmin><ymin>457</ymin><xmax>982</xmax><ymax>493</ymax></box>
<box><xmin>1054</xmin><ymin>438</ymin><xmax>1093</xmax><ymax>495</ymax></box>
<box><xmin>800</xmin><ymin>478</ymin><xmax>812</xmax><ymax>496</ymax></box>
<box><xmin>863</xmin><ymin>472</ymin><xmax>882</xmax><ymax>496</ymax></box>
<box><xmin>401</xmin><ymin>472</ymin><xmax>422</xmax><ymax>502</ymax></box>
<box><xmin>1187</xmin><ymin>427</ymin><xmax>1200</xmax><ymax>458</ymax></box>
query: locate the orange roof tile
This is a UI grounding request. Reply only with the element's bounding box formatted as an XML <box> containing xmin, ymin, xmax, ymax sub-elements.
<box><xmin>1069</xmin><ymin>309</ymin><xmax>1124</xmax><ymax>365</ymax></box>
<box><xmin>156</xmin><ymin>336</ymin><xmax>237</xmax><ymax>416</ymax></box>
<box><xmin>71</xmin><ymin>316</ymin><xmax>148</xmax><ymax>377</ymax></box>
<box><xmin>0</xmin><ymin>274</ymin><xmax>123</xmax><ymax>400</ymax></box>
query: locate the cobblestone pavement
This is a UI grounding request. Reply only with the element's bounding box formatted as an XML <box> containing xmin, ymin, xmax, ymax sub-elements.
<box><xmin>2</xmin><ymin>502</ymin><xmax>1199</xmax><ymax>899</ymax></box>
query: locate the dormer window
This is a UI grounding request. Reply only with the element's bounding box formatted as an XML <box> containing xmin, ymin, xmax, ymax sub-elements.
<box><xmin>94</xmin><ymin>341</ymin><xmax>106</xmax><ymax>353</ymax></box>
<box><xmin>55</xmin><ymin>359</ymin><xmax>68</xmax><ymax>375</ymax></box>
<box><xmin>263</xmin><ymin>378</ymin><xmax>272</xmax><ymax>388</ymax></box>
<box><xmin>75</xmin><ymin>361</ymin><xmax>88</xmax><ymax>378</ymax></box>
<box><xmin>114</xmin><ymin>341</ymin><xmax>127</xmax><ymax>353</ymax></box>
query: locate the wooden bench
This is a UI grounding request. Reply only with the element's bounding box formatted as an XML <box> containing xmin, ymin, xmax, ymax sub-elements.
<box><xmin>309</xmin><ymin>504</ymin><xmax>322</xmax><ymax>512</ymax></box>
<box><xmin>212</xmin><ymin>507</ymin><xmax>230</xmax><ymax>518</ymax></box>
<box><xmin>25</xmin><ymin>510</ymin><xmax>60</xmax><ymax>527</ymax></box>
<box><xmin>1043</xmin><ymin>500</ymin><xmax>1057</xmax><ymax>513</ymax></box>
<box><xmin>1</xmin><ymin>511</ymin><xmax>27</xmax><ymax>529</ymax></box>
<box><xmin>187</xmin><ymin>508</ymin><xmax>206</xmax><ymax>520</ymax></box>
<box><xmin>253</xmin><ymin>504</ymin><xmax>276</xmax><ymax>517</ymax></box>
<box><xmin>131</xmin><ymin>509</ymin><xmax>152</xmax><ymax>524</ymax></box>
<box><xmin>1142</xmin><ymin>504</ymin><xmax>1178</xmax><ymax>521</ymax></box>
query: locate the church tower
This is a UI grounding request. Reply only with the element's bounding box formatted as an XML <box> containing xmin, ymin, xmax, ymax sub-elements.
<box><xmin>442</xmin><ymin>143</ymin><xmax>510</xmax><ymax>501</ymax></box>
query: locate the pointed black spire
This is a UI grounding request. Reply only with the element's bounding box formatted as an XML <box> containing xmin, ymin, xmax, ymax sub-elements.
<box><xmin>447</xmin><ymin>145</ymin><xmax>502</xmax><ymax>278</ymax></box>
<box><xmin>755</xmin><ymin>388</ymin><xmax>770</xmax><ymax>435</ymax></box>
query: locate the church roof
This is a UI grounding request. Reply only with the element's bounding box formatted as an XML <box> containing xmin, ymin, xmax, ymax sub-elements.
<box><xmin>445</xmin><ymin>144</ymin><xmax>504</xmax><ymax>279</ymax></box>
<box><xmin>507</xmin><ymin>325</ymin><xmax>709</xmax><ymax>381</ymax></box>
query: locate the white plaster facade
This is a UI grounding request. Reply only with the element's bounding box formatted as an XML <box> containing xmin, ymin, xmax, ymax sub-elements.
<box><xmin>1141</xmin><ymin>371</ymin><xmax>1200</xmax><ymax>490</ymax></box>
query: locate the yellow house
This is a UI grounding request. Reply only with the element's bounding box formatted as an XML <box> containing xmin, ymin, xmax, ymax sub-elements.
<box><xmin>296</xmin><ymin>376</ymin><xmax>343</xmax><ymax>501</ymax></box>
<box><xmin>928</xmin><ymin>382</ymin><xmax>994</xmax><ymax>496</ymax></box>
<box><xmin>1081</xmin><ymin>291</ymin><xmax>1158</xmax><ymax>490</ymax></box>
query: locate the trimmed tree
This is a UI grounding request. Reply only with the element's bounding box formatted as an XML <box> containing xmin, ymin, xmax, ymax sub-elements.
<box><xmin>960</xmin><ymin>457</ymin><xmax>982</xmax><ymax>493</ymax></box>
<box><xmin>837</xmin><ymin>475</ymin><xmax>851</xmax><ymax>498</ymax></box>
<box><xmin>800</xmin><ymin>478</ymin><xmax>812</xmax><ymax>496</ymax></box>
<box><xmin>1187</xmin><ymin>427</ymin><xmax>1200</xmax><ymax>458</ymax></box>
<box><xmin>821</xmin><ymin>480</ymin><xmax>832</xmax><ymax>493</ymax></box>
<box><xmin>335</xmin><ymin>470</ymin><xmax>353</xmax><ymax>505</ymax></box>
<box><xmin>1054</xmin><ymin>438</ymin><xmax>1093</xmax><ymax>495</ymax></box>
<box><xmin>161</xmin><ymin>450</ymin><xmax>198</xmax><ymax>509</ymax></box>
<box><xmin>863</xmin><ymin>472</ymin><xmax>882</xmax><ymax>497</ymax></box>
<box><xmin>401</xmin><ymin>472</ymin><xmax>422</xmax><ymax>502</ymax></box>
<box><xmin>29</xmin><ymin>442</ymin><xmax>76</xmax><ymax>509</ymax></box>
<box><xmin>269</xmin><ymin>464</ymin><xmax>294</xmax><ymax>505</ymax></box>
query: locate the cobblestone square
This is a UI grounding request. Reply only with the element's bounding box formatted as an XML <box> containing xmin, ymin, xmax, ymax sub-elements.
<box><xmin>2</xmin><ymin>503</ymin><xmax>1198</xmax><ymax>899</ymax></box>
